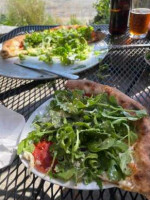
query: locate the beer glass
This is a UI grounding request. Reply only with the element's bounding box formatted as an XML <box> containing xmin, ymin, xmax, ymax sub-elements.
<box><xmin>129</xmin><ymin>0</ymin><xmax>150</xmax><ymax>39</ymax></box>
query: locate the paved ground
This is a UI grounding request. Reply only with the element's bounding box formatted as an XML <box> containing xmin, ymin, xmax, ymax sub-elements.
<box><xmin>0</xmin><ymin>25</ymin><xmax>17</xmax><ymax>36</ymax></box>
<box><xmin>45</xmin><ymin>0</ymin><xmax>96</xmax><ymax>23</ymax></box>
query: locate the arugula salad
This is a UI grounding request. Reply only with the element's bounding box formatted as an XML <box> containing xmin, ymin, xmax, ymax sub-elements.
<box><xmin>20</xmin><ymin>26</ymin><xmax>94</xmax><ymax>65</ymax></box>
<box><xmin>17</xmin><ymin>90</ymin><xmax>147</xmax><ymax>187</ymax></box>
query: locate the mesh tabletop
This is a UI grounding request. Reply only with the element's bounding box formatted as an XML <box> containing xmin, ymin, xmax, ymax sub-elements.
<box><xmin>0</xmin><ymin>24</ymin><xmax>150</xmax><ymax>200</ymax></box>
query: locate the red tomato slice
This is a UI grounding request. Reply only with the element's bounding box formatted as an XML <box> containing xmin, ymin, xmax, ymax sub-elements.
<box><xmin>32</xmin><ymin>140</ymin><xmax>54</xmax><ymax>173</ymax></box>
<box><xmin>84</xmin><ymin>93</ymin><xmax>92</xmax><ymax>97</ymax></box>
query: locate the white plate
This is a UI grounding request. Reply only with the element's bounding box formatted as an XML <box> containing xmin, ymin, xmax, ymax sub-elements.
<box><xmin>0</xmin><ymin>41</ymin><xmax>108</xmax><ymax>80</ymax></box>
<box><xmin>19</xmin><ymin>98</ymin><xmax>116</xmax><ymax>190</ymax></box>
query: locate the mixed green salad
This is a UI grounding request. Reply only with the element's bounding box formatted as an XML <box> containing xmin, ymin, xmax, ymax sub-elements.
<box><xmin>17</xmin><ymin>90</ymin><xmax>147</xmax><ymax>187</ymax></box>
<box><xmin>20</xmin><ymin>26</ymin><xmax>94</xmax><ymax>65</ymax></box>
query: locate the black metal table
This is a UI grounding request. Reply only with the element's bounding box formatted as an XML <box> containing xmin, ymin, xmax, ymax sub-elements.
<box><xmin>0</xmin><ymin>24</ymin><xmax>150</xmax><ymax>200</ymax></box>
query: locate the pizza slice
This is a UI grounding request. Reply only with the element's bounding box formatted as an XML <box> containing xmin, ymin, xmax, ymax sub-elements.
<box><xmin>18</xmin><ymin>79</ymin><xmax>150</xmax><ymax>199</ymax></box>
<box><xmin>65</xmin><ymin>79</ymin><xmax>150</xmax><ymax>199</ymax></box>
<box><xmin>0</xmin><ymin>25</ymin><xmax>106</xmax><ymax>64</ymax></box>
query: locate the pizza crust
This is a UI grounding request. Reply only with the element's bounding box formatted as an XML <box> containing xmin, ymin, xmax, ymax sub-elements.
<box><xmin>0</xmin><ymin>26</ymin><xmax>106</xmax><ymax>59</ymax></box>
<box><xmin>65</xmin><ymin>79</ymin><xmax>150</xmax><ymax>198</ymax></box>
<box><xmin>1</xmin><ymin>35</ymin><xmax>26</xmax><ymax>59</ymax></box>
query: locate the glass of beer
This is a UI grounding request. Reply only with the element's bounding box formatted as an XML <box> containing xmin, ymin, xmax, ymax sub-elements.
<box><xmin>129</xmin><ymin>1</ymin><xmax>150</xmax><ymax>39</ymax></box>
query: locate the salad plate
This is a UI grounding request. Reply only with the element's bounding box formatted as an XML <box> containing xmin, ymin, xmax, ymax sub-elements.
<box><xmin>19</xmin><ymin>97</ymin><xmax>116</xmax><ymax>190</ymax></box>
<box><xmin>0</xmin><ymin>40</ymin><xmax>108</xmax><ymax>80</ymax></box>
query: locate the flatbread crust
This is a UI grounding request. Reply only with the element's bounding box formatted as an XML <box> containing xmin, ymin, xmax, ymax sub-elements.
<box><xmin>0</xmin><ymin>25</ymin><xmax>106</xmax><ymax>59</ymax></box>
<box><xmin>1</xmin><ymin>35</ymin><xmax>26</xmax><ymax>59</ymax></box>
<box><xmin>65</xmin><ymin>79</ymin><xmax>150</xmax><ymax>199</ymax></box>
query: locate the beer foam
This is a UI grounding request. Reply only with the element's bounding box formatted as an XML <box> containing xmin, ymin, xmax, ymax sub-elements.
<box><xmin>131</xmin><ymin>8</ymin><xmax>150</xmax><ymax>15</ymax></box>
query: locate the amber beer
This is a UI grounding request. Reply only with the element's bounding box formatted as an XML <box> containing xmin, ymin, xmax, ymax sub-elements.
<box><xmin>129</xmin><ymin>8</ymin><xmax>150</xmax><ymax>38</ymax></box>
